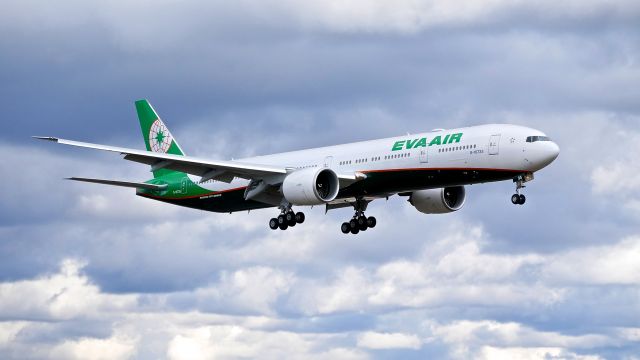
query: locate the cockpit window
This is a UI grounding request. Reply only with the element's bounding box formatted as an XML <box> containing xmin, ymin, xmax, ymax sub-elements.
<box><xmin>526</xmin><ymin>136</ymin><xmax>551</xmax><ymax>143</ymax></box>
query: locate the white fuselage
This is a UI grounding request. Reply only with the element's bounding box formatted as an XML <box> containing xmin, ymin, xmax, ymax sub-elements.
<box><xmin>190</xmin><ymin>124</ymin><xmax>560</xmax><ymax>196</ymax></box>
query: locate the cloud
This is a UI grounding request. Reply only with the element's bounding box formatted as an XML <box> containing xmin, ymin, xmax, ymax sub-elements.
<box><xmin>289</xmin><ymin>224</ymin><xmax>564</xmax><ymax>314</ymax></box>
<box><xmin>266</xmin><ymin>0</ymin><xmax>640</xmax><ymax>33</ymax></box>
<box><xmin>357</xmin><ymin>331</ymin><xmax>421</xmax><ymax>350</ymax></box>
<box><xmin>432</xmin><ymin>320</ymin><xmax>614</xmax><ymax>359</ymax></box>
<box><xmin>478</xmin><ymin>346</ymin><xmax>603</xmax><ymax>360</ymax></box>
<box><xmin>0</xmin><ymin>259</ymin><xmax>136</xmax><ymax>321</ymax></box>
<box><xmin>0</xmin><ymin>322</ymin><xmax>29</xmax><ymax>347</ymax></box>
<box><xmin>49</xmin><ymin>332</ymin><xmax>138</xmax><ymax>360</ymax></box>
<box><xmin>166</xmin><ymin>325</ymin><xmax>368</xmax><ymax>360</ymax></box>
<box><xmin>543</xmin><ymin>236</ymin><xmax>640</xmax><ymax>285</ymax></box>
<box><xmin>190</xmin><ymin>267</ymin><xmax>296</xmax><ymax>315</ymax></box>
<box><xmin>5</xmin><ymin>0</ymin><xmax>640</xmax><ymax>39</ymax></box>
<box><xmin>591</xmin><ymin>128</ymin><xmax>640</xmax><ymax>195</ymax></box>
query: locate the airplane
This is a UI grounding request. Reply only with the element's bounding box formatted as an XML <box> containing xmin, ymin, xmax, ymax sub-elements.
<box><xmin>35</xmin><ymin>100</ymin><xmax>560</xmax><ymax>234</ymax></box>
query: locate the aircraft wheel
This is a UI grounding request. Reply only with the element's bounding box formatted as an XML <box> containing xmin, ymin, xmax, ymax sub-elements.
<box><xmin>278</xmin><ymin>222</ymin><xmax>288</xmax><ymax>230</ymax></box>
<box><xmin>350</xmin><ymin>227</ymin><xmax>360</xmax><ymax>235</ymax></box>
<box><xmin>269</xmin><ymin>218</ymin><xmax>278</xmax><ymax>230</ymax></box>
<box><xmin>295</xmin><ymin>212</ymin><xmax>305</xmax><ymax>224</ymax></box>
<box><xmin>358</xmin><ymin>216</ymin><xmax>368</xmax><ymax>231</ymax></box>
<box><xmin>349</xmin><ymin>219</ymin><xmax>358</xmax><ymax>230</ymax></box>
<box><xmin>519</xmin><ymin>194</ymin><xmax>526</xmax><ymax>205</ymax></box>
<box><xmin>367</xmin><ymin>216</ymin><xmax>377</xmax><ymax>228</ymax></box>
<box><xmin>285</xmin><ymin>211</ymin><xmax>295</xmax><ymax>223</ymax></box>
<box><xmin>511</xmin><ymin>194</ymin><xmax>520</xmax><ymax>205</ymax></box>
<box><xmin>278</xmin><ymin>214</ymin><xmax>286</xmax><ymax>225</ymax></box>
<box><xmin>341</xmin><ymin>222</ymin><xmax>350</xmax><ymax>234</ymax></box>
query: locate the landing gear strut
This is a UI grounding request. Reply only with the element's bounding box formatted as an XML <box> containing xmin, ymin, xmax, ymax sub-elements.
<box><xmin>269</xmin><ymin>205</ymin><xmax>305</xmax><ymax>231</ymax></box>
<box><xmin>341</xmin><ymin>199</ymin><xmax>376</xmax><ymax>235</ymax></box>
<box><xmin>511</xmin><ymin>173</ymin><xmax>532</xmax><ymax>205</ymax></box>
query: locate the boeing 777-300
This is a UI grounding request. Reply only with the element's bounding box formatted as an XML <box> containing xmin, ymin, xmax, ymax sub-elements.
<box><xmin>35</xmin><ymin>100</ymin><xmax>560</xmax><ymax>234</ymax></box>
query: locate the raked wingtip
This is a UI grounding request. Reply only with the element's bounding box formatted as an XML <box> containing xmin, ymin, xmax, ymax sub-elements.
<box><xmin>32</xmin><ymin>136</ymin><xmax>59</xmax><ymax>142</ymax></box>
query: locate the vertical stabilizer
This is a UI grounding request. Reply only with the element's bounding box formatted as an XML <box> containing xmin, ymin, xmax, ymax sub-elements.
<box><xmin>135</xmin><ymin>99</ymin><xmax>185</xmax><ymax>178</ymax></box>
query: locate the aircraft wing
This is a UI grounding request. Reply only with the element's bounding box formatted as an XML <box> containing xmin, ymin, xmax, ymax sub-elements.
<box><xmin>34</xmin><ymin>137</ymin><xmax>360</xmax><ymax>186</ymax></box>
<box><xmin>35</xmin><ymin>136</ymin><xmax>287</xmax><ymax>182</ymax></box>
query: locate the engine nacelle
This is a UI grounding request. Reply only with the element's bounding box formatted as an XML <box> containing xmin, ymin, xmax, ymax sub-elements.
<box><xmin>282</xmin><ymin>167</ymin><xmax>340</xmax><ymax>205</ymax></box>
<box><xmin>409</xmin><ymin>186</ymin><xmax>466</xmax><ymax>214</ymax></box>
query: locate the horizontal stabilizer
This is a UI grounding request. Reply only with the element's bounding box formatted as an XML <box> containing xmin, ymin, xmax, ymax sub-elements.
<box><xmin>66</xmin><ymin>177</ymin><xmax>167</xmax><ymax>191</ymax></box>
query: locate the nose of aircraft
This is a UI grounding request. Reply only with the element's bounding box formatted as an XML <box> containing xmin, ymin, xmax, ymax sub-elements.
<box><xmin>540</xmin><ymin>141</ymin><xmax>560</xmax><ymax>167</ymax></box>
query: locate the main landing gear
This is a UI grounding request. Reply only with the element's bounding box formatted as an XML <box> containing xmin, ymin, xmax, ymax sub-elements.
<box><xmin>341</xmin><ymin>199</ymin><xmax>376</xmax><ymax>235</ymax></box>
<box><xmin>511</xmin><ymin>174</ymin><xmax>528</xmax><ymax>205</ymax></box>
<box><xmin>269</xmin><ymin>207</ymin><xmax>305</xmax><ymax>231</ymax></box>
<box><xmin>341</xmin><ymin>212</ymin><xmax>376</xmax><ymax>235</ymax></box>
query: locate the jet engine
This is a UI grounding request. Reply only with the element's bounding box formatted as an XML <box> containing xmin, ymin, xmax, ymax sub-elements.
<box><xmin>409</xmin><ymin>186</ymin><xmax>466</xmax><ymax>214</ymax></box>
<box><xmin>282</xmin><ymin>167</ymin><xmax>340</xmax><ymax>205</ymax></box>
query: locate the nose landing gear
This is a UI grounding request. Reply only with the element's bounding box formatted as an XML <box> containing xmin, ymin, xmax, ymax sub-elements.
<box><xmin>511</xmin><ymin>173</ymin><xmax>532</xmax><ymax>205</ymax></box>
<box><xmin>511</xmin><ymin>193</ymin><xmax>526</xmax><ymax>205</ymax></box>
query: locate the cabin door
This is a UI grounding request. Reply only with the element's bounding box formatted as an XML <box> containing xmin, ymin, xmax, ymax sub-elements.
<box><xmin>489</xmin><ymin>134</ymin><xmax>501</xmax><ymax>155</ymax></box>
<box><xmin>419</xmin><ymin>149</ymin><xmax>428</xmax><ymax>163</ymax></box>
<box><xmin>324</xmin><ymin>156</ymin><xmax>333</xmax><ymax>168</ymax></box>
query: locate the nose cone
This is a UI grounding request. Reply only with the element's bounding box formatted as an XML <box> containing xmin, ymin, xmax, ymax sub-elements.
<box><xmin>539</xmin><ymin>141</ymin><xmax>560</xmax><ymax>168</ymax></box>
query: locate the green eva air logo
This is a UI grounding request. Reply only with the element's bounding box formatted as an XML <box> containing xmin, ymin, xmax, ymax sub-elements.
<box><xmin>392</xmin><ymin>133</ymin><xmax>463</xmax><ymax>151</ymax></box>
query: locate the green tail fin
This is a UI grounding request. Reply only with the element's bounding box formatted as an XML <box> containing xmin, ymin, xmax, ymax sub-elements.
<box><xmin>135</xmin><ymin>99</ymin><xmax>186</xmax><ymax>178</ymax></box>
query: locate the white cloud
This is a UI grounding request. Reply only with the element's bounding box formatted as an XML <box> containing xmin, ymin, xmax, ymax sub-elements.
<box><xmin>0</xmin><ymin>259</ymin><xmax>137</xmax><ymax>320</ymax></box>
<box><xmin>590</xmin><ymin>126</ymin><xmax>640</xmax><ymax>214</ymax></box>
<box><xmin>0</xmin><ymin>322</ymin><xmax>29</xmax><ymax>348</ymax></box>
<box><xmin>543</xmin><ymin>236</ymin><xmax>640</xmax><ymax>285</ymax></box>
<box><xmin>192</xmin><ymin>267</ymin><xmax>296</xmax><ymax>315</ymax></box>
<box><xmin>292</xmin><ymin>266</ymin><xmax>372</xmax><ymax>315</ymax></box>
<box><xmin>357</xmin><ymin>331</ymin><xmax>421</xmax><ymax>350</ymax></box>
<box><xmin>166</xmin><ymin>325</ymin><xmax>367</xmax><ymax>360</ymax></box>
<box><xmin>49</xmin><ymin>331</ymin><xmax>139</xmax><ymax>360</ymax></box>
<box><xmin>432</xmin><ymin>320</ymin><xmax>613</xmax><ymax>359</ymax></box>
<box><xmin>291</xmin><ymin>224</ymin><xmax>563</xmax><ymax>313</ymax></box>
<box><xmin>478</xmin><ymin>346</ymin><xmax>603</xmax><ymax>360</ymax></box>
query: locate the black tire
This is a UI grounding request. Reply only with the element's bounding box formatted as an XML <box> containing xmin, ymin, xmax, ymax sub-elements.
<box><xmin>269</xmin><ymin>218</ymin><xmax>278</xmax><ymax>230</ymax></box>
<box><xmin>278</xmin><ymin>222</ymin><xmax>288</xmax><ymax>230</ymax></box>
<box><xmin>358</xmin><ymin>216</ymin><xmax>368</xmax><ymax>231</ymax></box>
<box><xmin>278</xmin><ymin>214</ymin><xmax>286</xmax><ymax>225</ymax></box>
<box><xmin>367</xmin><ymin>216</ymin><xmax>377</xmax><ymax>228</ymax></box>
<box><xmin>295</xmin><ymin>212</ymin><xmax>305</xmax><ymax>224</ymax></box>
<box><xmin>350</xmin><ymin>227</ymin><xmax>360</xmax><ymax>235</ymax></box>
<box><xmin>288</xmin><ymin>218</ymin><xmax>297</xmax><ymax>227</ymax></box>
<box><xmin>511</xmin><ymin>194</ymin><xmax>520</xmax><ymax>205</ymax></box>
<box><xmin>285</xmin><ymin>212</ymin><xmax>295</xmax><ymax>222</ymax></box>
<box><xmin>341</xmin><ymin>222</ymin><xmax>350</xmax><ymax>234</ymax></box>
<box><xmin>349</xmin><ymin>219</ymin><xmax>358</xmax><ymax>229</ymax></box>
<box><xmin>519</xmin><ymin>194</ymin><xmax>526</xmax><ymax>205</ymax></box>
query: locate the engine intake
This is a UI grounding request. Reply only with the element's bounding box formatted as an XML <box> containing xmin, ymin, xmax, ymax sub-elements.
<box><xmin>409</xmin><ymin>186</ymin><xmax>466</xmax><ymax>214</ymax></box>
<box><xmin>282</xmin><ymin>168</ymin><xmax>340</xmax><ymax>205</ymax></box>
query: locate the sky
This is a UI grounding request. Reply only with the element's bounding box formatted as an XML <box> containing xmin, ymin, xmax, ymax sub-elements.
<box><xmin>1</xmin><ymin>0</ymin><xmax>639</xmax><ymax>359</ymax></box>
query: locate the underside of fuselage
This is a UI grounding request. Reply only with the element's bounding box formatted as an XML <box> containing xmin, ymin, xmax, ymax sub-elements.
<box><xmin>136</xmin><ymin>167</ymin><xmax>523</xmax><ymax>213</ymax></box>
